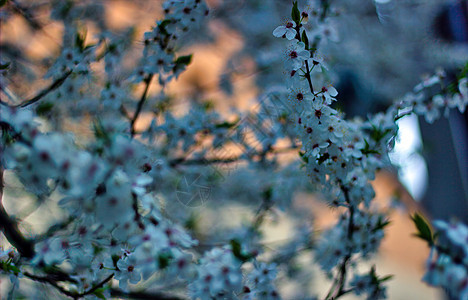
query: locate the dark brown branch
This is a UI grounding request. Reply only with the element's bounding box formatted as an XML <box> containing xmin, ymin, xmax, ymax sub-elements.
<box><xmin>24</xmin><ymin>272</ymin><xmax>78</xmax><ymax>298</ymax></box>
<box><xmin>130</xmin><ymin>74</ymin><xmax>154</xmax><ymax>137</ymax></box>
<box><xmin>110</xmin><ymin>288</ymin><xmax>188</xmax><ymax>300</ymax></box>
<box><xmin>169</xmin><ymin>146</ymin><xmax>299</xmax><ymax>167</ymax></box>
<box><xmin>169</xmin><ymin>157</ymin><xmax>239</xmax><ymax>167</ymax></box>
<box><xmin>24</xmin><ymin>272</ymin><xmax>114</xmax><ymax>299</ymax></box>
<box><xmin>304</xmin><ymin>60</ymin><xmax>315</xmax><ymax>93</ymax></box>
<box><xmin>15</xmin><ymin>70</ymin><xmax>73</xmax><ymax>108</ymax></box>
<box><xmin>324</xmin><ymin>186</ymin><xmax>355</xmax><ymax>300</ymax></box>
<box><xmin>0</xmin><ymin>168</ymin><xmax>35</xmax><ymax>258</ymax></box>
<box><xmin>132</xmin><ymin>193</ymin><xmax>145</xmax><ymax>230</ymax></box>
<box><xmin>10</xmin><ymin>0</ymin><xmax>43</xmax><ymax>31</ymax></box>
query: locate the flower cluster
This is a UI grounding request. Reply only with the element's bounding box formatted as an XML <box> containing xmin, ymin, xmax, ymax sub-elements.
<box><xmin>189</xmin><ymin>246</ymin><xmax>243</xmax><ymax>299</ymax></box>
<box><xmin>349</xmin><ymin>268</ymin><xmax>388</xmax><ymax>300</ymax></box>
<box><xmin>315</xmin><ymin>210</ymin><xmax>387</xmax><ymax>272</ymax></box>
<box><xmin>422</xmin><ymin>220</ymin><xmax>468</xmax><ymax>299</ymax></box>
<box><xmin>393</xmin><ymin>73</ymin><xmax>468</xmax><ymax>123</ymax></box>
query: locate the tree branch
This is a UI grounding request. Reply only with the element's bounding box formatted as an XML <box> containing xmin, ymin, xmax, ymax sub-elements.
<box><xmin>110</xmin><ymin>288</ymin><xmax>188</xmax><ymax>300</ymax></box>
<box><xmin>24</xmin><ymin>272</ymin><xmax>114</xmax><ymax>299</ymax></box>
<box><xmin>0</xmin><ymin>168</ymin><xmax>35</xmax><ymax>258</ymax></box>
<box><xmin>130</xmin><ymin>74</ymin><xmax>154</xmax><ymax>137</ymax></box>
<box><xmin>15</xmin><ymin>70</ymin><xmax>73</xmax><ymax>108</ymax></box>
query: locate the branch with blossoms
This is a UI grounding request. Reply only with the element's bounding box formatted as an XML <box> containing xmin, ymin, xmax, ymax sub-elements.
<box><xmin>392</xmin><ymin>66</ymin><xmax>467</xmax><ymax>123</ymax></box>
<box><xmin>272</xmin><ymin>1</ymin><xmax>467</xmax><ymax>299</ymax></box>
<box><xmin>1</xmin><ymin>0</ymin><xmax>467</xmax><ymax>299</ymax></box>
<box><xmin>274</xmin><ymin>1</ymin><xmax>392</xmax><ymax>298</ymax></box>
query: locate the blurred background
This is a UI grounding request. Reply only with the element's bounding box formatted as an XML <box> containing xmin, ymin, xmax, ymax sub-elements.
<box><xmin>1</xmin><ymin>0</ymin><xmax>467</xmax><ymax>299</ymax></box>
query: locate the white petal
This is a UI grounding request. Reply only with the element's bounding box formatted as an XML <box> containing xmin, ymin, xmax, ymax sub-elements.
<box><xmin>328</xmin><ymin>86</ymin><xmax>338</xmax><ymax>97</ymax></box>
<box><xmin>285</xmin><ymin>30</ymin><xmax>296</xmax><ymax>40</ymax></box>
<box><xmin>273</xmin><ymin>26</ymin><xmax>286</xmax><ymax>37</ymax></box>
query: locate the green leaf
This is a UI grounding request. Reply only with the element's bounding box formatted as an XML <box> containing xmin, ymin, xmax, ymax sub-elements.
<box><xmin>379</xmin><ymin>274</ymin><xmax>394</xmax><ymax>282</ymax></box>
<box><xmin>175</xmin><ymin>54</ymin><xmax>193</xmax><ymax>66</ymax></box>
<box><xmin>111</xmin><ymin>254</ymin><xmax>120</xmax><ymax>269</ymax></box>
<box><xmin>158</xmin><ymin>19</ymin><xmax>172</xmax><ymax>35</ymax></box>
<box><xmin>301</xmin><ymin>31</ymin><xmax>309</xmax><ymax>49</ymax></box>
<box><xmin>158</xmin><ymin>252</ymin><xmax>173</xmax><ymax>269</ymax></box>
<box><xmin>0</xmin><ymin>62</ymin><xmax>10</xmax><ymax>70</ymax></box>
<box><xmin>299</xmin><ymin>151</ymin><xmax>309</xmax><ymax>164</ymax></box>
<box><xmin>0</xmin><ymin>0</ymin><xmax>8</xmax><ymax>7</ymax></box>
<box><xmin>184</xmin><ymin>212</ymin><xmax>198</xmax><ymax>231</ymax></box>
<box><xmin>230</xmin><ymin>239</ymin><xmax>252</xmax><ymax>262</ymax></box>
<box><xmin>92</xmin><ymin>119</ymin><xmax>111</xmax><ymax>144</ymax></box>
<box><xmin>75</xmin><ymin>29</ymin><xmax>87</xmax><ymax>52</ymax></box>
<box><xmin>411</xmin><ymin>213</ymin><xmax>434</xmax><ymax>246</ymax></box>
<box><xmin>374</xmin><ymin>216</ymin><xmax>391</xmax><ymax>232</ymax></box>
<box><xmin>93</xmin><ymin>290</ymin><xmax>106</xmax><ymax>300</ymax></box>
<box><xmin>262</xmin><ymin>187</ymin><xmax>273</xmax><ymax>201</ymax></box>
<box><xmin>8</xmin><ymin>265</ymin><xmax>20</xmax><ymax>275</ymax></box>
<box><xmin>291</xmin><ymin>1</ymin><xmax>300</xmax><ymax>24</ymax></box>
<box><xmin>458</xmin><ymin>61</ymin><xmax>468</xmax><ymax>80</ymax></box>
<box><xmin>215</xmin><ymin>119</ymin><xmax>239</xmax><ymax>129</ymax></box>
<box><xmin>361</xmin><ymin>139</ymin><xmax>379</xmax><ymax>156</ymax></box>
<box><xmin>36</xmin><ymin>102</ymin><xmax>54</xmax><ymax>115</ymax></box>
<box><xmin>230</xmin><ymin>239</ymin><xmax>242</xmax><ymax>257</ymax></box>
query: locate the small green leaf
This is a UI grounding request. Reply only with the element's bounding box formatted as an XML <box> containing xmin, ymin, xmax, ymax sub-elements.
<box><xmin>301</xmin><ymin>31</ymin><xmax>309</xmax><ymax>49</ymax></box>
<box><xmin>215</xmin><ymin>119</ymin><xmax>239</xmax><ymax>129</ymax></box>
<box><xmin>36</xmin><ymin>102</ymin><xmax>54</xmax><ymax>115</ymax></box>
<box><xmin>230</xmin><ymin>239</ymin><xmax>242</xmax><ymax>257</ymax></box>
<box><xmin>0</xmin><ymin>0</ymin><xmax>8</xmax><ymax>7</ymax></box>
<box><xmin>175</xmin><ymin>54</ymin><xmax>193</xmax><ymax>66</ymax></box>
<box><xmin>111</xmin><ymin>254</ymin><xmax>120</xmax><ymax>269</ymax></box>
<box><xmin>458</xmin><ymin>61</ymin><xmax>468</xmax><ymax>80</ymax></box>
<box><xmin>158</xmin><ymin>19</ymin><xmax>172</xmax><ymax>35</ymax></box>
<box><xmin>93</xmin><ymin>290</ymin><xmax>106</xmax><ymax>300</ymax></box>
<box><xmin>75</xmin><ymin>32</ymin><xmax>85</xmax><ymax>51</ymax></box>
<box><xmin>379</xmin><ymin>274</ymin><xmax>394</xmax><ymax>282</ymax></box>
<box><xmin>0</xmin><ymin>62</ymin><xmax>10</xmax><ymax>70</ymax></box>
<box><xmin>203</xmin><ymin>100</ymin><xmax>215</xmax><ymax>111</ymax></box>
<box><xmin>184</xmin><ymin>212</ymin><xmax>198</xmax><ymax>231</ymax></box>
<box><xmin>374</xmin><ymin>216</ymin><xmax>391</xmax><ymax>232</ymax></box>
<box><xmin>299</xmin><ymin>151</ymin><xmax>309</xmax><ymax>164</ymax></box>
<box><xmin>8</xmin><ymin>265</ymin><xmax>19</xmax><ymax>274</ymax></box>
<box><xmin>158</xmin><ymin>252</ymin><xmax>173</xmax><ymax>269</ymax></box>
<box><xmin>230</xmin><ymin>239</ymin><xmax>252</xmax><ymax>262</ymax></box>
<box><xmin>262</xmin><ymin>187</ymin><xmax>273</xmax><ymax>201</ymax></box>
<box><xmin>361</xmin><ymin>139</ymin><xmax>379</xmax><ymax>156</ymax></box>
<box><xmin>411</xmin><ymin>213</ymin><xmax>434</xmax><ymax>246</ymax></box>
<box><xmin>291</xmin><ymin>1</ymin><xmax>301</xmax><ymax>24</ymax></box>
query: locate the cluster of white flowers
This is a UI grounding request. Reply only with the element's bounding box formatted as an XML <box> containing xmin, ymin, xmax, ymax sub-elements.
<box><xmin>1</xmin><ymin>105</ymin><xmax>205</xmax><ymax>293</ymax></box>
<box><xmin>315</xmin><ymin>211</ymin><xmax>386</xmax><ymax>272</ymax></box>
<box><xmin>189</xmin><ymin>246</ymin><xmax>243</xmax><ymax>299</ymax></box>
<box><xmin>188</xmin><ymin>246</ymin><xmax>280</xmax><ymax>300</ymax></box>
<box><xmin>422</xmin><ymin>220</ymin><xmax>468</xmax><ymax>299</ymax></box>
<box><xmin>393</xmin><ymin>73</ymin><xmax>468</xmax><ymax>124</ymax></box>
<box><xmin>271</xmin><ymin>1</ymin><xmax>468</xmax><ymax>298</ymax></box>
<box><xmin>349</xmin><ymin>270</ymin><xmax>387</xmax><ymax>300</ymax></box>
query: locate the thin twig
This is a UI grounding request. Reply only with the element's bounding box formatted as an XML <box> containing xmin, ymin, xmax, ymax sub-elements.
<box><xmin>24</xmin><ymin>272</ymin><xmax>114</xmax><ymax>299</ymax></box>
<box><xmin>110</xmin><ymin>288</ymin><xmax>188</xmax><ymax>300</ymax></box>
<box><xmin>169</xmin><ymin>145</ymin><xmax>299</xmax><ymax>167</ymax></box>
<box><xmin>325</xmin><ymin>186</ymin><xmax>355</xmax><ymax>300</ymax></box>
<box><xmin>15</xmin><ymin>70</ymin><xmax>73</xmax><ymax>108</ymax></box>
<box><xmin>130</xmin><ymin>74</ymin><xmax>154</xmax><ymax>137</ymax></box>
<box><xmin>304</xmin><ymin>60</ymin><xmax>315</xmax><ymax>93</ymax></box>
<box><xmin>10</xmin><ymin>0</ymin><xmax>43</xmax><ymax>31</ymax></box>
<box><xmin>0</xmin><ymin>168</ymin><xmax>35</xmax><ymax>258</ymax></box>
